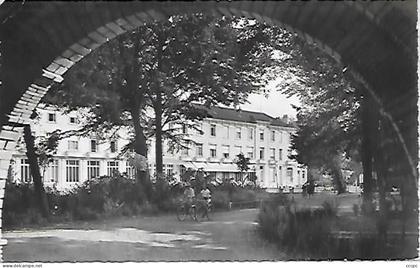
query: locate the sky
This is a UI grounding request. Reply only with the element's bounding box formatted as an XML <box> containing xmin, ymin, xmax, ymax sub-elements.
<box><xmin>239</xmin><ymin>77</ymin><xmax>301</xmax><ymax>119</ymax></box>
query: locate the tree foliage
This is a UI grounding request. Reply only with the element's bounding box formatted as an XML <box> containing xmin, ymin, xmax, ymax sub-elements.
<box><xmin>43</xmin><ymin>14</ymin><xmax>280</xmax><ymax>198</ymax></box>
<box><xmin>262</xmin><ymin>29</ymin><xmax>362</xmax><ymax>194</ymax></box>
<box><xmin>235</xmin><ymin>153</ymin><xmax>250</xmax><ymax>173</ymax></box>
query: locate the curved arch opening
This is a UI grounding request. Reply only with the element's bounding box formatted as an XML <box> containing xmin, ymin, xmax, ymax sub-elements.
<box><xmin>0</xmin><ymin>2</ymin><xmax>416</xmax><ymax>261</ymax></box>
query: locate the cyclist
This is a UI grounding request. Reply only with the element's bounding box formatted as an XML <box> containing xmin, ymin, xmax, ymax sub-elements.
<box><xmin>183</xmin><ymin>183</ymin><xmax>195</xmax><ymax>210</ymax></box>
<box><xmin>200</xmin><ymin>186</ymin><xmax>212</xmax><ymax>218</ymax></box>
<box><xmin>200</xmin><ymin>187</ymin><xmax>211</xmax><ymax>206</ymax></box>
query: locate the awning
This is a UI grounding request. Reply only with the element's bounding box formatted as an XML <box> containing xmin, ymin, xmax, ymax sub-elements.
<box><xmin>180</xmin><ymin>162</ymin><xmax>240</xmax><ymax>172</ymax></box>
<box><xmin>181</xmin><ymin>162</ymin><xmax>195</xmax><ymax>169</ymax></box>
<box><xmin>193</xmin><ymin>162</ymin><xmax>207</xmax><ymax>170</ymax></box>
<box><xmin>205</xmin><ymin>163</ymin><xmax>239</xmax><ymax>172</ymax></box>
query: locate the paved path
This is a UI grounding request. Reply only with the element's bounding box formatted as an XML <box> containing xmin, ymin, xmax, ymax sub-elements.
<box><xmin>3</xmin><ymin>209</ymin><xmax>286</xmax><ymax>262</ymax></box>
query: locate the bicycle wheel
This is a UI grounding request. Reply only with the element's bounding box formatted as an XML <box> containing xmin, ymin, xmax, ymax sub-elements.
<box><xmin>206</xmin><ymin>204</ymin><xmax>214</xmax><ymax>220</ymax></box>
<box><xmin>196</xmin><ymin>201</ymin><xmax>205</xmax><ymax>221</ymax></box>
<box><xmin>177</xmin><ymin>205</ymin><xmax>187</xmax><ymax>221</ymax></box>
<box><xmin>190</xmin><ymin>205</ymin><xmax>198</xmax><ymax>221</ymax></box>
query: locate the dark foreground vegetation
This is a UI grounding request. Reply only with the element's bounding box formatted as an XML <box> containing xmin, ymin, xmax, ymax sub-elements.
<box><xmin>258</xmin><ymin>193</ymin><xmax>418</xmax><ymax>260</ymax></box>
<box><xmin>3</xmin><ymin>174</ymin><xmax>269</xmax><ymax>230</ymax></box>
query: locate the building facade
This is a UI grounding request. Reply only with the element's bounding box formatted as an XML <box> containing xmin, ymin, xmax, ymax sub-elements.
<box><xmin>148</xmin><ymin>106</ymin><xmax>307</xmax><ymax>192</ymax></box>
<box><xmin>10</xmin><ymin>106</ymin><xmax>134</xmax><ymax>191</ymax></box>
<box><xmin>10</xmin><ymin>106</ymin><xmax>307</xmax><ymax>192</ymax></box>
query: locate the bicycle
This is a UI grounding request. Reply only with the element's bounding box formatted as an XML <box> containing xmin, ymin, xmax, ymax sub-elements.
<box><xmin>176</xmin><ymin>200</ymin><xmax>198</xmax><ymax>221</ymax></box>
<box><xmin>196</xmin><ymin>198</ymin><xmax>213</xmax><ymax>221</ymax></box>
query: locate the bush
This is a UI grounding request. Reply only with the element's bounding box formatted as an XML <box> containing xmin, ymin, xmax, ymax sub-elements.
<box><xmin>211</xmin><ymin>190</ymin><xmax>230</xmax><ymax>210</ymax></box>
<box><xmin>140</xmin><ymin>201</ymin><xmax>159</xmax><ymax>215</ymax></box>
<box><xmin>321</xmin><ymin>199</ymin><xmax>339</xmax><ymax>217</ymax></box>
<box><xmin>152</xmin><ymin>174</ymin><xmax>177</xmax><ymax>212</ymax></box>
<box><xmin>258</xmin><ymin>193</ymin><xmax>336</xmax><ymax>258</ymax></box>
<box><xmin>3</xmin><ymin>174</ymin><xmax>152</xmax><ymax>228</ymax></box>
<box><xmin>231</xmin><ymin>189</ymin><xmax>256</xmax><ymax>203</ymax></box>
<box><xmin>209</xmin><ymin>184</ymin><xmax>270</xmax><ymax>210</ymax></box>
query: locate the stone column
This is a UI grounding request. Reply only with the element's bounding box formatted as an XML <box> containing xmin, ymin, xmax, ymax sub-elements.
<box><xmin>58</xmin><ymin>158</ymin><xmax>67</xmax><ymax>190</ymax></box>
<box><xmin>80</xmin><ymin>159</ymin><xmax>88</xmax><ymax>183</ymax></box>
<box><xmin>100</xmin><ymin>159</ymin><xmax>108</xmax><ymax>177</ymax></box>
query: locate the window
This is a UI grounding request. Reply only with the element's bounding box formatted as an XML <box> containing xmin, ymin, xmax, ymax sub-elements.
<box><xmin>87</xmin><ymin>160</ymin><xmax>100</xmax><ymax>179</ymax></box>
<box><xmin>90</xmin><ymin>140</ymin><xmax>97</xmax><ymax>153</ymax></box>
<box><xmin>297</xmin><ymin>170</ymin><xmax>301</xmax><ymax>179</ymax></box>
<box><xmin>236</xmin><ymin>127</ymin><xmax>241</xmax><ymax>139</ymax></box>
<box><xmin>259</xmin><ymin>130</ymin><xmax>264</xmax><ymax>141</ymax></box>
<box><xmin>210</xmin><ymin>124</ymin><xmax>216</xmax><ymax>137</ymax></box>
<box><xmin>279</xmin><ymin>149</ymin><xmax>283</xmax><ymax>161</ymax></box>
<box><xmin>107</xmin><ymin>161</ymin><xmax>119</xmax><ymax>176</ymax></box>
<box><xmin>233</xmin><ymin>146</ymin><xmax>242</xmax><ymax>157</ymax></box>
<box><xmin>181</xmin><ymin>146</ymin><xmax>189</xmax><ymax>156</ymax></box>
<box><xmin>196</xmin><ymin>143</ymin><xmax>203</xmax><ymax>157</ymax></box>
<box><xmin>302</xmin><ymin>170</ymin><xmax>305</xmax><ymax>179</ymax></box>
<box><xmin>48</xmin><ymin>113</ymin><xmax>56</xmax><ymax>123</ymax></box>
<box><xmin>272</xmin><ymin>167</ymin><xmax>277</xmax><ymax>182</ymax></box>
<box><xmin>259</xmin><ymin>166</ymin><xmax>264</xmax><ymax>182</ymax></box>
<box><xmin>259</xmin><ymin>147</ymin><xmax>265</xmax><ymax>160</ymax></box>
<box><xmin>287</xmin><ymin>167</ymin><xmax>293</xmax><ymax>182</ymax></box>
<box><xmin>271</xmin><ymin>130</ymin><xmax>275</xmax><ymax>142</ymax></box>
<box><xmin>166</xmin><ymin>164</ymin><xmax>174</xmax><ymax>176</ymax></box>
<box><xmin>47</xmin><ymin>159</ymin><xmax>59</xmax><ymax>182</ymax></box>
<box><xmin>223</xmin><ymin>126</ymin><xmax>229</xmax><ymax>139</ymax></box>
<box><xmin>110</xmin><ymin>141</ymin><xmax>117</xmax><ymax>153</ymax></box>
<box><xmin>208</xmin><ymin>171</ymin><xmax>217</xmax><ymax>180</ymax></box>
<box><xmin>69</xmin><ymin>116</ymin><xmax>78</xmax><ymax>124</ymax></box>
<box><xmin>270</xmin><ymin>148</ymin><xmax>276</xmax><ymax>160</ymax></box>
<box><xmin>180</xmin><ymin>165</ymin><xmax>186</xmax><ymax>176</ymax></box>
<box><xmin>166</xmin><ymin>142</ymin><xmax>173</xmax><ymax>155</ymax></box>
<box><xmin>126</xmin><ymin>161</ymin><xmax>136</xmax><ymax>179</ymax></box>
<box><xmin>210</xmin><ymin>144</ymin><xmax>217</xmax><ymax>158</ymax></box>
<box><xmin>66</xmin><ymin>160</ymin><xmax>80</xmax><ymax>182</ymax></box>
<box><xmin>247</xmin><ymin>147</ymin><xmax>254</xmax><ymax>159</ymax></box>
<box><xmin>222</xmin><ymin>145</ymin><xmax>230</xmax><ymax>159</ymax></box>
<box><xmin>20</xmin><ymin>159</ymin><xmax>31</xmax><ymax>182</ymax></box>
<box><xmin>197</xmin><ymin>123</ymin><xmax>203</xmax><ymax>135</ymax></box>
<box><xmin>68</xmin><ymin>140</ymin><xmax>79</xmax><ymax>151</ymax></box>
<box><xmin>150</xmin><ymin>164</ymin><xmax>156</xmax><ymax>176</ymax></box>
<box><xmin>248</xmin><ymin>128</ymin><xmax>253</xmax><ymax>140</ymax></box>
<box><xmin>182</xmin><ymin>124</ymin><xmax>187</xmax><ymax>134</ymax></box>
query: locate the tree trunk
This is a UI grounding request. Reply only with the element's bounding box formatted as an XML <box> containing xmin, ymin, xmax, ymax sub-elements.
<box><xmin>154</xmin><ymin>89</ymin><xmax>164</xmax><ymax>178</ymax></box>
<box><xmin>329</xmin><ymin>157</ymin><xmax>346</xmax><ymax>194</ymax></box>
<box><xmin>361</xmin><ymin>94</ymin><xmax>374</xmax><ymax>212</ymax></box>
<box><xmin>372</xmin><ymin>111</ymin><xmax>389</xmax><ymax>242</ymax></box>
<box><xmin>373</xmin><ymin>137</ymin><xmax>389</xmax><ymax>242</ymax></box>
<box><xmin>130</xmin><ymin>102</ymin><xmax>153</xmax><ymax>202</ymax></box>
<box><xmin>23</xmin><ymin>125</ymin><xmax>49</xmax><ymax>219</ymax></box>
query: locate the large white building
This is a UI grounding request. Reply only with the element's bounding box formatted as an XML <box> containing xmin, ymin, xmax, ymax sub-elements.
<box><xmin>10</xmin><ymin>105</ymin><xmax>307</xmax><ymax>192</ymax></box>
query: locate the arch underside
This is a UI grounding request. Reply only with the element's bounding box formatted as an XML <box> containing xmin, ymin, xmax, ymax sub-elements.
<box><xmin>0</xmin><ymin>1</ymin><xmax>417</xmax><ymax>260</ymax></box>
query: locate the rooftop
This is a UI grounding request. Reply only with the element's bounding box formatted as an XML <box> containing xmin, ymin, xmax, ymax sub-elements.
<box><xmin>196</xmin><ymin>105</ymin><xmax>294</xmax><ymax>128</ymax></box>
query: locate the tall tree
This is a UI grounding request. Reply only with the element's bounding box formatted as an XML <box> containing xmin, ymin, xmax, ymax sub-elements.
<box><xmin>23</xmin><ymin>125</ymin><xmax>49</xmax><ymax>218</ymax></box>
<box><xmin>44</xmin><ymin>15</ymin><xmax>277</xmax><ymax>198</ymax></box>
<box><xmin>143</xmin><ymin>16</ymin><xmax>276</xmax><ymax>177</ymax></box>
<box><xmin>265</xmin><ymin>29</ymin><xmax>361</xmax><ymax>194</ymax></box>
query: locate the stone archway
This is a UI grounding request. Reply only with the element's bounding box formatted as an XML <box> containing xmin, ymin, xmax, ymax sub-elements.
<box><xmin>0</xmin><ymin>1</ymin><xmax>416</xmax><ymax>259</ymax></box>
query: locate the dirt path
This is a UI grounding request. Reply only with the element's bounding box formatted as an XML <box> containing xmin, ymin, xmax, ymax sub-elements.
<box><xmin>3</xmin><ymin>209</ymin><xmax>285</xmax><ymax>262</ymax></box>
